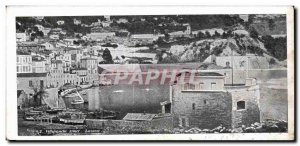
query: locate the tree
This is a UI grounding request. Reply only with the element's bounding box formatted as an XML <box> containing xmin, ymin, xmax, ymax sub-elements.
<box><xmin>268</xmin><ymin>19</ymin><xmax>275</xmax><ymax>31</ymax></box>
<box><xmin>164</xmin><ymin>33</ymin><xmax>170</xmax><ymax>42</ymax></box>
<box><xmin>250</xmin><ymin>28</ymin><xmax>259</xmax><ymax>39</ymax></box>
<box><xmin>32</xmin><ymin>87</ymin><xmax>48</xmax><ymax>107</ymax></box>
<box><xmin>102</xmin><ymin>48</ymin><xmax>113</xmax><ymax>64</ymax></box>
<box><xmin>205</xmin><ymin>31</ymin><xmax>211</xmax><ymax>38</ymax></box>
<box><xmin>197</xmin><ymin>31</ymin><xmax>205</xmax><ymax>39</ymax></box>
<box><xmin>269</xmin><ymin>58</ymin><xmax>276</xmax><ymax>65</ymax></box>
<box><xmin>221</xmin><ymin>32</ymin><xmax>227</xmax><ymax>39</ymax></box>
<box><xmin>213</xmin><ymin>31</ymin><xmax>221</xmax><ymax>38</ymax></box>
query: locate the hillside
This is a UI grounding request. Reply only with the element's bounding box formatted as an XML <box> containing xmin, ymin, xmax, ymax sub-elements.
<box><xmin>159</xmin><ymin>31</ymin><xmax>286</xmax><ymax>67</ymax></box>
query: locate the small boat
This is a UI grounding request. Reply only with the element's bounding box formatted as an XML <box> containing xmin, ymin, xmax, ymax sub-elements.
<box><xmin>24</xmin><ymin>116</ymin><xmax>35</xmax><ymax>121</ymax></box>
<box><xmin>71</xmin><ymin>91</ymin><xmax>84</xmax><ymax>105</ymax></box>
<box><xmin>59</xmin><ymin>118</ymin><xmax>85</xmax><ymax>124</ymax></box>
<box><xmin>79</xmin><ymin>83</ymin><xmax>93</xmax><ymax>89</ymax></box>
<box><xmin>46</xmin><ymin>108</ymin><xmax>64</xmax><ymax>114</ymax></box>
<box><xmin>60</xmin><ymin>88</ymin><xmax>77</xmax><ymax>97</ymax></box>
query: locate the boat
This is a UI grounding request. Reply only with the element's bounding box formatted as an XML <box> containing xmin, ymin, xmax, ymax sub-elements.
<box><xmin>79</xmin><ymin>83</ymin><xmax>93</xmax><ymax>89</ymax></box>
<box><xmin>81</xmin><ymin>90</ymin><xmax>87</xmax><ymax>95</ymax></box>
<box><xmin>60</xmin><ymin>88</ymin><xmax>77</xmax><ymax>97</ymax></box>
<box><xmin>46</xmin><ymin>108</ymin><xmax>64</xmax><ymax>114</ymax></box>
<box><xmin>71</xmin><ymin>91</ymin><xmax>84</xmax><ymax>105</ymax></box>
<box><xmin>24</xmin><ymin>116</ymin><xmax>35</xmax><ymax>121</ymax></box>
<box><xmin>59</xmin><ymin>118</ymin><xmax>85</xmax><ymax>124</ymax></box>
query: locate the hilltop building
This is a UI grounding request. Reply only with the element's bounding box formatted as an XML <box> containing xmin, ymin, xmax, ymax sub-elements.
<box><xmin>204</xmin><ymin>54</ymin><xmax>269</xmax><ymax>69</ymax></box>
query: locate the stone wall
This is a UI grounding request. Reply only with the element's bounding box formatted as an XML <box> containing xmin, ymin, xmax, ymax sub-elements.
<box><xmin>172</xmin><ymin>90</ymin><xmax>232</xmax><ymax>129</ymax></box>
<box><xmin>85</xmin><ymin>116</ymin><xmax>173</xmax><ymax>131</ymax></box>
<box><xmin>227</xmin><ymin>85</ymin><xmax>261</xmax><ymax>128</ymax></box>
<box><xmin>17</xmin><ymin>76</ymin><xmax>47</xmax><ymax>94</ymax></box>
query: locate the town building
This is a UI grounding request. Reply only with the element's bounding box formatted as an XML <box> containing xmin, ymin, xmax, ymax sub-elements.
<box><xmin>169</xmin><ymin>23</ymin><xmax>192</xmax><ymax>38</ymax></box>
<box><xmin>57</xmin><ymin>20</ymin><xmax>65</xmax><ymax>25</ymax></box>
<box><xmin>169</xmin><ymin>71</ymin><xmax>261</xmax><ymax>129</ymax></box>
<box><xmin>16</xmin><ymin>33</ymin><xmax>27</xmax><ymax>42</ymax></box>
<box><xmin>49</xmin><ymin>34</ymin><xmax>60</xmax><ymax>40</ymax></box>
<box><xmin>32</xmin><ymin>56</ymin><xmax>46</xmax><ymax>73</ymax></box>
<box><xmin>47</xmin><ymin>60</ymin><xmax>64</xmax><ymax>87</ymax></box>
<box><xmin>17</xmin><ymin>51</ymin><xmax>32</xmax><ymax>73</ymax></box>
<box><xmin>73</xmin><ymin>18</ymin><xmax>82</xmax><ymax>25</ymax></box>
<box><xmin>42</xmin><ymin>27</ymin><xmax>51</xmax><ymax>36</ymax></box>
<box><xmin>87</xmin><ymin>32</ymin><xmax>116</xmax><ymax>41</ymax></box>
<box><xmin>17</xmin><ymin>42</ymin><xmax>46</xmax><ymax>53</ymax></box>
<box><xmin>80</xmin><ymin>57</ymin><xmax>98</xmax><ymax>75</ymax></box>
<box><xmin>55</xmin><ymin>53</ymin><xmax>72</xmax><ymax>72</ymax></box>
<box><xmin>34</xmin><ymin>24</ymin><xmax>44</xmax><ymax>31</ymax></box>
<box><xmin>204</xmin><ymin>54</ymin><xmax>270</xmax><ymax>69</ymax></box>
<box><xmin>116</xmin><ymin>18</ymin><xmax>128</xmax><ymax>24</ymax></box>
<box><xmin>17</xmin><ymin>72</ymin><xmax>48</xmax><ymax>94</ymax></box>
<box><xmin>41</xmin><ymin>42</ymin><xmax>56</xmax><ymax>50</ymax></box>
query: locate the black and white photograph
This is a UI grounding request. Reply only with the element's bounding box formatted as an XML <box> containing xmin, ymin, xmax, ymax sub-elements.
<box><xmin>5</xmin><ymin>5</ymin><xmax>295</xmax><ymax>141</ymax></box>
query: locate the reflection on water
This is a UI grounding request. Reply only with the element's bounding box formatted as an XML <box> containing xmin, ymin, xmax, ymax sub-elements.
<box><xmin>64</xmin><ymin>85</ymin><xmax>170</xmax><ymax>119</ymax></box>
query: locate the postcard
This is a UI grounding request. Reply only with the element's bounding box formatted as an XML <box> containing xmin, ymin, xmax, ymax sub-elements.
<box><xmin>6</xmin><ymin>6</ymin><xmax>295</xmax><ymax>141</ymax></box>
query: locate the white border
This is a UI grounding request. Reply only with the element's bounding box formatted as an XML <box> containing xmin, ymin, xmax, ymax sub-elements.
<box><xmin>6</xmin><ymin>6</ymin><xmax>295</xmax><ymax>141</ymax></box>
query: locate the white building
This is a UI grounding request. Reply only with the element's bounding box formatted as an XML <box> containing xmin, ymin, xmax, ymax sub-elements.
<box><xmin>32</xmin><ymin>56</ymin><xmax>46</xmax><ymax>73</ymax></box>
<box><xmin>17</xmin><ymin>51</ymin><xmax>32</xmax><ymax>73</ymax></box>
<box><xmin>87</xmin><ymin>32</ymin><xmax>116</xmax><ymax>41</ymax></box>
<box><xmin>57</xmin><ymin>20</ymin><xmax>65</xmax><ymax>25</ymax></box>
<box><xmin>73</xmin><ymin>19</ymin><xmax>82</xmax><ymax>25</ymax></box>
<box><xmin>16</xmin><ymin>33</ymin><xmax>27</xmax><ymax>42</ymax></box>
<box><xmin>204</xmin><ymin>54</ymin><xmax>269</xmax><ymax>69</ymax></box>
<box><xmin>34</xmin><ymin>25</ymin><xmax>44</xmax><ymax>31</ymax></box>
<box><xmin>130</xmin><ymin>34</ymin><xmax>161</xmax><ymax>41</ymax></box>
<box><xmin>116</xmin><ymin>18</ymin><xmax>128</xmax><ymax>24</ymax></box>
<box><xmin>41</xmin><ymin>42</ymin><xmax>56</xmax><ymax>50</ymax></box>
<box><xmin>80</xmin><ymin>58</ymin><xmax>98</xmax><ymax>74</ymax></box>
<box><xmin>49</xmin><ymin>34</ymin><xmax>60</xmax><ymax>40</ymax></box>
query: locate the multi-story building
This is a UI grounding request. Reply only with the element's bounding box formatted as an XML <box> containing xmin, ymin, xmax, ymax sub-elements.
<box><xmin>87</xmin><ymin>32</ymin><xmax>116</xmax><ymax>41</ymax></box>
<box><xmin>56</xmin><ymin>53</ymin><xmax>72</xmax><ymax>72</ymax></box>
<box><xmin>16</xmin><ymin>51</ymin><xmax>32</xmax><ymax>73</ymax></box>
<box><xmin>80</xmin><ymin>57</ymin><xmax>98</xmax><ymax>74</ymax></box>
<box><xmin>32</xmin><ymin>56</ymin><xmax>46</xmax><ymax>73</ymax></box>
<box><xmin>17</xmin><ymin>42</ymin><xmax>46</xmax><ymax>53</ymax></box>
<box><xmin>17</xmin><ymin>72</ymin><xmax>48</xmax><ymax>94</ymax></box>
<box><xmin>47</xmin><ymin>60</ymin><xmax>64</xmax><ymax>87</ymax></box>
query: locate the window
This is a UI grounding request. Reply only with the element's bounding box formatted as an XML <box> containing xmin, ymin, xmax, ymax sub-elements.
<box><xmin>237</xmin><ymin>101</ymin><xmax>246</xmax><ymax>110</ymax></box>
<box><xmin>29</xmin><ymin>80</ymin><xmax>33</xmax><ymax>87</ymax></box>
<box><xmin>211</xmin><ymin>82</ymin><xmax>217</xmax><ymax>90</ymax></box>
<box><xmin>183</xmin><ymin>83</ymin><xmax>196</xmax><ymax>90</ymax></box>
<box><xmin>199</xmin><ymin>82</ymin><xmax>204</xmax><ymax>89</ymax></box>
<box><xmin>204</xmin><ymin>99</ymin><xmax>207</xmax><ymax>105</ymax></box>
<box><xmin>192</xmin><ymin>103</ymin><xmax>196</xmax><ymax>110</ymax></box>
<box><xmin>226</xmin><ymin>61</ymin><xmax>230</xmax><ymax>68</ymax></box>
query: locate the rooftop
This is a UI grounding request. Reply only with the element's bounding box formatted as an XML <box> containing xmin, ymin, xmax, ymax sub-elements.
<box><xmin>176</xmin><ymin>71</ymin><xmax>224</xmax><ymax>77</ymax></box>
<box><xmin>16</xmin><ymin>51</ymin><xmax>31</xmax><ymax>55</ymax></box>
<box><xmin>51</xmin><ymin>60</ymin><xmax>63</xmax><ymax>64</ymax></box>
